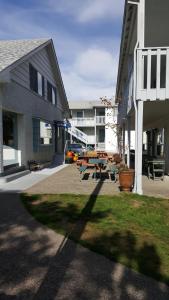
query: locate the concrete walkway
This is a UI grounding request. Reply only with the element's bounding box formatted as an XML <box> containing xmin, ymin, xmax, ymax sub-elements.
<box><xmin>0</xmin><ymin>192</ymin><xmax>169</xmax><ymax>299</ymax></box>
<box><xmin>0</xmin><ymin>164</ymin><xmax>68</xmax><ymax>193</ymax></box>
<box><xmin>26</xmin><ymin>164</ymin><xmax>169</xmax><ymax>199</ymax></box>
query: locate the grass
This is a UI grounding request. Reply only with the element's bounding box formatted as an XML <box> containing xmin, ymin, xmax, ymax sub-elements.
<box><xmin>21</xmin><ymin>193</ymin><xmax>169</xmax><ymax>285</ymax></box>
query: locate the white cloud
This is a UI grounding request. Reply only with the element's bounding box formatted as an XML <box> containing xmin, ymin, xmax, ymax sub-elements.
<box><xmin>0</xmin><ymin>1</ymin><xmax>122</xmax><ymax>101</ymax></box>
<box><xmin>62</xmin><ymin>71</ymin><xmax>115</xmax><ymax>101</ymax></box>
<box><xmin>46</xmin><ymin>0</ymin><xmax>124</xmax><ymax>23</ymax></box>
<box><xmin>62</xmin><ymin>47</ymin><xmax>119</xmax><ymax>101</ymax></box>
<box><xmin>74</xmin><ymin>48</ymin><xmax>116</xmax><ymax>84</ymax></box>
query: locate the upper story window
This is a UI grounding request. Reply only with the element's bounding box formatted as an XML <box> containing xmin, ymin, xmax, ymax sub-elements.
<box><xmin>77</xmin><ymin>111</ymin><xmax>83</xmax><ymax>118</ymax></box>
<box><xmin>47</xmin><ymin>81</ymin><xmax>57</xmax><ymax>105</ymax></box>
<box><xmin>29</xmin><ymin>64</ymin><xmax>44</xmax><ymax>97</ymax></box>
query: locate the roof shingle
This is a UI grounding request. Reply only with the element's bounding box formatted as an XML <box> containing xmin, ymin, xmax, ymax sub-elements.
<box><xmin>0</xmin><ymin>38</ymin><xmax>50</xmax><ymax>73</ymax></box>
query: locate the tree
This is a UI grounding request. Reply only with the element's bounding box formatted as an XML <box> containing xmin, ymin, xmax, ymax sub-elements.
<box><xmin>100</xmin><ymin>96</ymin><xmax>122</xmax><ymax>154</ymax></box>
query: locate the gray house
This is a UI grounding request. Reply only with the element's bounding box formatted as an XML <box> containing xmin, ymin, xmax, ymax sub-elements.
<box><xmin>0</xmin><ymin>38</ymin><xmax>70</xmax><ymax>177</ymax></box>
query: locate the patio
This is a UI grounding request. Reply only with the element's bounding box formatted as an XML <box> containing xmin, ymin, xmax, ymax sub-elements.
<box><xmin>26</xmin><ymin>164</ymin><xmax>169</xmax><ymax>199</ymax></box>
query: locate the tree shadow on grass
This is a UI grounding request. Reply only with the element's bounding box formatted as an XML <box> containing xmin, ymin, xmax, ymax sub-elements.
<box><xmin>32</xmin><ymin>184</ymin><xmax>169</xmax><ymax>300</ymax></box>
<box><xmin>0</xmin><ymin>188</ymin><xmax>169</xmax><ymax>299</ymax></box>
<box><xmin>86</xmin><ymin>231</ymin><xmax>163</xmax><ymax>283</ymax></box>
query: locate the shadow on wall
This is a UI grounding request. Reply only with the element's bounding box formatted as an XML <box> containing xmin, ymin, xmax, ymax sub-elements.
<box><xmin>0</xmin><ymin>187</ymin><xmax>168</xmax><ymax>299</ymax></box>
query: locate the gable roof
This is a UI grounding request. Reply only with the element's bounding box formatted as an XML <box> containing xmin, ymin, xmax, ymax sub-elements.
<box><xmin>0</xmin><ymin>38</ymin><xmax>70</xmax><ymax>116</ymax></box>
<box><xmin>0</xmin><ymin>38</ymin><xmax>49</xmax><ymax>73</ymax></box>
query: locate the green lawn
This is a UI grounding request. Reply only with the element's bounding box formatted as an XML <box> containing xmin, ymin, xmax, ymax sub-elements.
<box><xmin>22</xmin><ymin>193</ymin><xmax>169</xmax><ymax>285</ymax></box>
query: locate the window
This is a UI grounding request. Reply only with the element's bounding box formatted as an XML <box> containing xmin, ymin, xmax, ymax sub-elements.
<box><xmin>151</xmin><ymin>55</ymin><xmax>157</xmax><ymax>89</ymax></box>
<box><xmin>3</xmin><ymin>112</ymin><xmax>16</xmax><ymax>147</ymax></box>
<box><xmin>160</xmin><ymin>55</ymin><xmax>166</xmax><ymax>88</ymax></box>
<box><xmin>40</xmin><ymin>120</ymin><xmax>52</xmax><ymax>145</ymax></box>
<box><xmin>29</xmin><ymin>64</ymin><xmax>44</xmax><ymax>97</ymax></box>
<box><xmin>77</xmin><ymin>111</ymin><xmax>83</xmax><ymax>118</ymax></box>
<box><xmin>47</xmin><ymin>81</ymin><xmax>57</xmax><ymax>105</ymax></box>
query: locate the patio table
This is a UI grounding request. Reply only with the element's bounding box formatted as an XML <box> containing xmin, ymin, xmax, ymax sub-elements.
<box><xmin>88</xmin><ymin>158</ymin><xmax>108</xmax><ymax>179</ymax></box>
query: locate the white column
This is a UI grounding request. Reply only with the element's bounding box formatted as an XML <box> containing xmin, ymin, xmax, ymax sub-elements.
<box><xmin>133</xmin><ymin>104</ymin><xmax>138</xmax><ymax>193</ymax></box>
<box><xmin>17</xmin><ymin>114</ymin><xmax>27</xmax><ymax>166</ymax></box>
<box><xmin>136</xmin><ymin>100</ymin><xmax>143</xmax><ymax>195</ymax></box>
<box><xmin>164</xmin><ymin>124</ymin><xmax>169</xmax><ymax>174</ymax></box>
<box><xmin>122</xmin><ymin>123</ymin><xmax>126</xmax><ymax>163</ymax></box>
<box><xmin>0</xmin><ymin>107</ymin><xmax>3</xmax><ymax>174</ymax></box>
<box><xmin>127</xmin><ymin>117</ymin><xmax>131</xmax><ymax>168</ymax></box>
<box><xmin>95</xmin><ymin>108</ymin><xmax>97</xmax><ymax>150</ymax></box>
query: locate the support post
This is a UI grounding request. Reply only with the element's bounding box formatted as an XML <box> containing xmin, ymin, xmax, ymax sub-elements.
<box><xmin>95</xmin><ymin>107</ymin><xmax>97</xmax><ymax>150</ymax></box>
<box><xmin>135</xmin><ymin>100</ymin><xmax>143</xmax><ymax>195</ymax></box>
<box><xmin>133</xmin><ymin>103</ymin><xmax>138</xmax><ymax>193</ymax></box>
<box><xmin>127</xmin><ymin>117</ymin><xmax>131</xmax><ymax>168</ymax></box>
<box><xmin>122</xmin><ymin>123</ymin><xmax>126</xmax><ymax>163</ymax></box>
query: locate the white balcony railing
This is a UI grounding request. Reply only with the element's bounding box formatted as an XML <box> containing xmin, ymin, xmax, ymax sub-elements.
<box><xmin>70</xmin><ymin>118</ymin><xmax>95</xmax><ymax>127</ymax></box>
<box><xmin>137</xmin><ymin>47</ymin><xmax>169</xmax><ymax>101</ymax></box>
<box><xmin>87</xmin><ymin>136</ymin><xmax>95</xmax><ymax>144</ymax></box>
<box><xmin>96</xmin><ymin>143</ymin><xmax>105</xmax><ymax>150</ymax></box>
<box><xmin>96</xmin><ymin>116</ymin><xmax>105</xmax><ymax>125</ymax></box>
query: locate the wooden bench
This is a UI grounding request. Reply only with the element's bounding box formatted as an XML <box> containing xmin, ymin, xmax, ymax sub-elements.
<box><xmin>28</xmin><ymin>160</ymin><xmax>51</xmax><ymax>171</ymax></box>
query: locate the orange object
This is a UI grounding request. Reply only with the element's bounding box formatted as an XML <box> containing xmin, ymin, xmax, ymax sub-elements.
<box><xmin>73</xmin><ymin>156</ymin><xmax>78</xmax><ymax>162</ymax></box>
<box><xmin>67</xmin><ymin>151</ymin><xmax>74</xmax><ymax>157</ymax></box>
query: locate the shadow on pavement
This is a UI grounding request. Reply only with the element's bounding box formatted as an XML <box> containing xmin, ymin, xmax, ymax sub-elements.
<box><xmin>0</xmin><ymin>184</ymin><xmax>169</xmax><ymax>299</ymax></box>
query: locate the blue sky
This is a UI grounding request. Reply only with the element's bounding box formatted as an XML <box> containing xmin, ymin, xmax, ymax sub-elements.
<box><xmin>0</xmin><ymin>0</ymin><xmax>125</xmax><ymax>101</ymax></box>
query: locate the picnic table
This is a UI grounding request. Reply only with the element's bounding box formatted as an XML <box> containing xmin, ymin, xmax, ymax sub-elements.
<box><xmin>88</xmin><ymin>158</ymin><xmax>107</xmax><ymax>179</ymax></box>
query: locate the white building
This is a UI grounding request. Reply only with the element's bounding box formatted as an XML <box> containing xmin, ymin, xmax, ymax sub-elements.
<box><xmin>68</xmin><ymin>100</ymin><xmax>118</xmax><ymax>152</ymax></box>
<box><xmin>116</xmin><ymin>0</ymin><xmax>169</xmax><ymax>194</ymax></box>
<box><xmin>0</xmin><ymin>39</ymin><xmax>70</xmax><ymax>179</ymax></box>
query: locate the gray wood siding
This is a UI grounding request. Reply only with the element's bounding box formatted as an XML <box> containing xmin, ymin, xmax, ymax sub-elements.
<box><xmin>11</xmin><ymin>46</ymin><xmax>63</xmax><ymax>110</ymax></box>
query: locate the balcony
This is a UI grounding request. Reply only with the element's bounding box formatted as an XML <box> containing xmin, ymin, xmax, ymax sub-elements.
<box><xmin>96</xmin><ymin>116</ymin><xmax>105</xmax><ymax>125</ymax></box>
<box><xmin>137</xmin><ymin>47</ymin><xmax>169</xmax><ymax>101</ymax></box>
<box><xmin>70</xmin><ymin>118</ymin><xmax>95</xmax><ymax>127</ymax></box>
<box><xmin>87</xmin><ymin>136</ymin><xmax>95</xmax><ymax>144</ymax></box>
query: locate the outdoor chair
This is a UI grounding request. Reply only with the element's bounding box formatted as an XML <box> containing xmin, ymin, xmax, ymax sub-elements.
<box><xmin>106</xmin><ymin>164</ymin><xmax>118</xmax><ymax>182</ymax></box>
<box><xmin>147</xmin><ymin>160</ymin><xmax>165</xmax><ymax>180</ymax></box>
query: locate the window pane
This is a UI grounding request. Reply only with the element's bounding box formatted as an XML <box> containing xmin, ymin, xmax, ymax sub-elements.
<box><xmin>77</xmin><ymin>111</ymin><xmax>83</xmax><ymax>118</ymax></box>
<box><xmin>52</xmin><ymin>87</ymin><xmax>56</xmax><ymax>105</ymax></box>
<box><xmin>151</xmin><ymin>55</ymin><xmax>157</xmax><ymax>89</ymax></box>
<box><xmin>40</xmin><ymin>121</ymin><xmax>52</xmax><ymax>145</ymax></box>
<box><xmin>160</xmin><ymin>55</ymin><xmax>166</xmax><ymax>88</ymax></box>
<box><xmin>38</xmin><ymin>72</ymin><xmax>43</xmax><ymax>96</ymax></box>
<box><xmin>143</xmin><ymin>56</ymin><xmax>147</xmax><ymax>89</ymax></box>
<box><xmin>47</xmin><ymin>82</ymin><xmax>52</xmax><ymax>102</ymax></box>
<box><xmin>29</xmin><ymin>64</ymin><xmax>38</xmax><ymax>93</ymax></box>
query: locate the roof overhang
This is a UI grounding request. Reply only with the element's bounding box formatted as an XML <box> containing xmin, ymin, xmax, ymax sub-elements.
<box><xmin>115</xmin><ymin>0</ymin><xmax>139</xmax><ymax>103</ymax></box>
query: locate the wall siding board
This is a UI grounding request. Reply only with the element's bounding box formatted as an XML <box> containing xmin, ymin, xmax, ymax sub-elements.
<box><xmin>11</xmin><ymin>46</ymin><xmax>63</xmax><ymax>110</ymax></box>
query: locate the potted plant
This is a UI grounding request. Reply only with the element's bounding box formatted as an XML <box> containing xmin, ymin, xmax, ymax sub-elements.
<box><xmin>119</xmin><ymin>165</ymin><xmax>135</xmax><ymax>192</ymax></box>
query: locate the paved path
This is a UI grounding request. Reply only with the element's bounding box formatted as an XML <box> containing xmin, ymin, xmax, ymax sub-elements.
<box><xmin>26</xmin><ymin>164</ymin><xmax>169</xmax><ymax>199</ymax></box>
<box><xmin>0</xmin><ymin>164</ymin><xmax>68</xmax><ymax>193</ymax></box>
<box><xmin>26</xmin><ymin>164</ymin><xmax>120</xmax><ymax>195</ymax></box>
<box><xmin>0</xmin><ymin>192</ymin><xmax>169</xmax><ymax>299</ymax></box>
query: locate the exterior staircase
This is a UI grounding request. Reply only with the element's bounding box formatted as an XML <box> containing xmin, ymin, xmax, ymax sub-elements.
<box><xmin>68</xmin><ymin>126</ymin><xmax>88</xmax><ymax>145</ymax></box>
